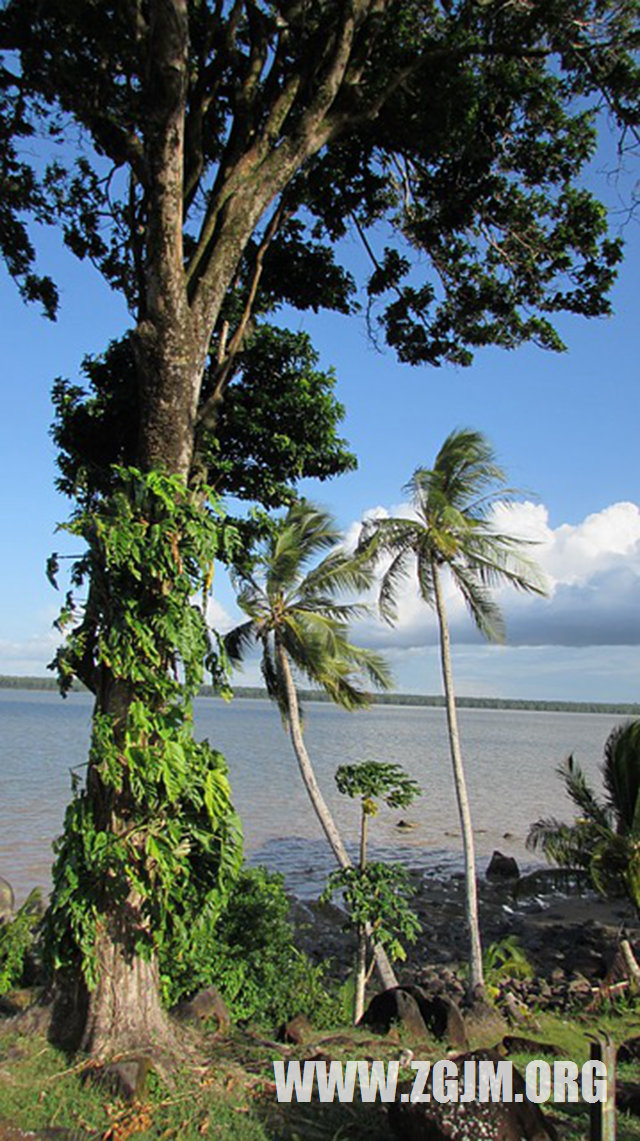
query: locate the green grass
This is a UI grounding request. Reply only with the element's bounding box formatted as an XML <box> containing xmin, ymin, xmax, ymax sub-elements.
<box><xmin>0</xmin><ymin>1002</ymin><xmax>639</xmax><ymax>1140</ymax></box>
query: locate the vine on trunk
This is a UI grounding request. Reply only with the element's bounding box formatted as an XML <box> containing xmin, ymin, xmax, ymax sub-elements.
<box><xmin>45</xmin><ymin>468</ymin><xmax>243</xmax><ymax>998</ymax></box>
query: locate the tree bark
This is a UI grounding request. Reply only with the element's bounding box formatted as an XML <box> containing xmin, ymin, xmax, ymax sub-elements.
<box><xmin>432</xmin><ymin>560</ymin><xmax>485</xmax><ymax>995</ymax></box>
<box><xmin>275</xmin><ymin>640</ymin><xmax>397</xmax><ymax>992</ymax></box>
<box><xmin>82</xmin><ymin>920</ymin><xmax>174</xmax><ymax>1058</ymax></box>
<box><xmin>79</xmin><ymin>681</ymin><xmax>176</xmax><ymax>1059</ymax></box>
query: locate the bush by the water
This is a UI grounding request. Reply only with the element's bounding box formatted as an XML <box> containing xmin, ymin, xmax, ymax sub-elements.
<box><xmin>0</xmin><ymin>890</ymin><xmax>43</xmax><ymax>995</ymax></box>
<box><xmin>160</xmin><ymin>865</ymin><xmax>339</xmax><ymax>1028</ymax></box>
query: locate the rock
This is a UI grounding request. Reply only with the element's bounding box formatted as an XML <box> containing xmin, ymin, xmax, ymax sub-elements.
<box><xmin>416</xmin><ymin>997</ymin><xmax>459</xmax><ymax>1047</ymax></box>
<box><xmin>567</xmin><ymin>973</ymin><xmax>592</xmax><ymax>997</ymax></box>
<box><xmin>388</xmin><ymin>1051</ymin><xmax>557</xmax><ymax>1140</ymax></box>
<box><xmin>486</xmin><ymin>851</ymin><xmax>520</xmax><ymax>880</ymax></box>
<box><xmin>502</xmin><ymin>1036</ymin><xmax>564</xmax><ymax>1057</ymax></box>
<box><xmin>387</xmin><ymin>985</ymin><xmax>467</xmax><ymax>1045</ymax></box>
<box><xmin>501</xmin><ymin>992</ymin><xmax>530</xmax><ymax>1025</ymax></box>
<box><xmin>172</xmin><ymin>986</ymin><xmax>230</xmax><ymax>1031</ymax></box>
<box><xmin>278</xmin><ymin>1013</ymin><xmax>312</xmax><ymax>1045</ymax></box>
<box><xmin>0</xmin><ymin>878</ymin><xmax>14</xmax><ymax>921</ymax></box>
<box><xmin>463</xmin><ymin>998</ymin><xmax>508</xmax><ymax>1044</ymax></box>
<box><xmin>414</xmin><ymin>990</ymin><xmax>468</xmax><ymax>1050</ymax></box>
<box><xmin>361</xmin><ymin>987</ymin><xmax>430</xmax><ymax>1040</ymax></box>
<box><xmin>94</xmin><ymin>1056</ymin><xmax>152</xmax><ymax>1103</ymax></box>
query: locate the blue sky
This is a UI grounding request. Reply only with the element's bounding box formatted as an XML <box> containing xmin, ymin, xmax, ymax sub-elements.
<box><xmin>0</xmin><ymin>147</ymin><xmax>638</xmax><ymax>702</ymax></box>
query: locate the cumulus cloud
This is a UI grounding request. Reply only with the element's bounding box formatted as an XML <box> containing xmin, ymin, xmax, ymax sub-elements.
<box><xmin>352</xmin><ymin>500</ymin><xmax>640</xmax><ymax>649</ymax></box>
<box><xmin>205</xmin><ymin>595</ymin><xmax>237</xmax><ymax>634</ymax></box>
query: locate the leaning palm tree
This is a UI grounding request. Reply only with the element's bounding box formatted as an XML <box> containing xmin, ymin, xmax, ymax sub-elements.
<box><xmin>527</xmin><ymin>720</ymin><xmax>640</xmax><ymax>915</ymax></box>
<box><xmin>358</xmin><ymin>428</ymin><xmax>547</xmax><ymax>993</ymax></box>
<box><xmin>225</xmin><ymin>499</ymin><xmax>398</xmax><ymax>987</ymax></box>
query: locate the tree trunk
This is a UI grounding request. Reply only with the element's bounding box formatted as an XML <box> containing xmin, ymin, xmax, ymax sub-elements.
<box><xmin>82</xmin><ymin>919</ymin><xmax>174</xmax><ymax>1058</ymax></box>
<box><xmin>432</xmin><ymin>561</ymin><xmax>485</xmax><ymax>995</ymax></box>
<box><xmin>275</xmin><ymin>640</ymin><xmax>397</xmax><ymax>991</ymax></box>
<box><xmin>78</xmin><ymin>680</ymin><xmax>176</xmax><ymax>1059</ymax></box>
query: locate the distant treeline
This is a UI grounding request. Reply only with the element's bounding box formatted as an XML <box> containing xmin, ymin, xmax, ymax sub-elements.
<box><xmin>3</xmin><ymin>674</ymin><xmax>638</xmax><ymax>715</ymax></box>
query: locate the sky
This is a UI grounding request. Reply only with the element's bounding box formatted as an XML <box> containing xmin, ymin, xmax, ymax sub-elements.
<box><xmin>0</xmin><ymin>138</ymin><xmax>638</xmax><ymax>702</ymax></box>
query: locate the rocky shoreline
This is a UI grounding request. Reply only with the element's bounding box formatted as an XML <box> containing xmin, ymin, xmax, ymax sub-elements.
<box><xmin>289</xmin><ymin>862</ymin><xmax>639</xmax><ymax>996</ymax></box>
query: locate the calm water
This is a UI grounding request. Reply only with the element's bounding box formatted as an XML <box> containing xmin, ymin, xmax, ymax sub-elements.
<box><xmin>0</xmin><ymin>689</ymin><xmax>625</xmax><ymax>901</ymax></box>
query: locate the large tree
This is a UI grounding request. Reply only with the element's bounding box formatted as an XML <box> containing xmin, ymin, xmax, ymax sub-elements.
<box><xmin>0</xmin><ymin>0</ymin><xmax>638</xmax><ymax>1056</ymax></box>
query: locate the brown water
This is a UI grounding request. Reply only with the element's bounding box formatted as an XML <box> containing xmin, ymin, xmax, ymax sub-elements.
<box><xmin>0</xmin><ymin>689</ymin><xmax>624</xmax><ymax>902</ymax></box>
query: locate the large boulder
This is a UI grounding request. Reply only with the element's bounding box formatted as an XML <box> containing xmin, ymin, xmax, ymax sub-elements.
<box><xmin>94</xmin><ymin>1056</ymin><xmax>153</xmax><ymax>1103</ymax></box>
<box><xmin>361</xmin><ymin>986</ymin><xmax>468</xmax><ymax>1049</ymax></box>
<box><xmin>361</xmin><ymin>987</ymin><xmax>430</xmax><ymax>1040</ymax></box>
<box><xmin>278</xmin><ymin>1013</ymin><xmax>313</xmax><ymax>1045</ymax></box>
<box><xmin>486</xmin><ymin>852</ymin><xmax>520</xmax><ymax>880</ymax></box>
<box><xmin>388</xmin><ymin>1051</ymin><xmax>557</xmax><ymax>1141</ymax></box>
<box><xmin>409</xmin><ymin>989</ymin><xmax>468</xmax><ymax>1050</ymax></box>
<box><xmin>0</xmin><ymin>877</ymin><xmax>14</xmax><ymax>921</ymax></box>
<box><xmin>172</xmin><ymin>986</ymin><xmax>230</xmax><ymax>1031</ymax></box>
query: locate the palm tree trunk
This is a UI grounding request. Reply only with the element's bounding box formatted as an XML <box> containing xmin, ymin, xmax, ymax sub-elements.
<box><xmin>432</xmin><ymin>561</ymin><xmax>485</xmax><ymax>995</ymax></box>
<box><xmin>275</xmin><ymin>641</ymin><xmax>398</xmax><ymax>992</ymax></box>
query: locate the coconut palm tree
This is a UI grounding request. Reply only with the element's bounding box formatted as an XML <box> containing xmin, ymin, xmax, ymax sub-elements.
<box><xmin>224</xmin><ymin>499</ymin><xmax>397</xmax><ymax>987</ymax></box>
<box><xmin>527</xmin><ymin>720</ymin><xmax>640</xmax><ymax>915</ymax></box>
<box><xmin>358</xmin><ymin>428</ymin><xmax>547</xmax><ymax>993</ymax></box>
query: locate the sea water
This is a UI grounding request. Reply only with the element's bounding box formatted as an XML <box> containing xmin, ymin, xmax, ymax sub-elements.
<box><xmin>0</xmin><ymin>689</ymin><xmax>623</xmax><ymax>901</ymax></box>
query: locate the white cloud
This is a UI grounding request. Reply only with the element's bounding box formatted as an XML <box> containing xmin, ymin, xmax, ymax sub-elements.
<box><xmin>352</xmin><ymin>499</ymin><xmax>640</xmax><ymax>649</ymax></box>
<box><xmin>205</xmin><ymin>595</ymin><xmax>238</xmax><ymax>634</ymax></box>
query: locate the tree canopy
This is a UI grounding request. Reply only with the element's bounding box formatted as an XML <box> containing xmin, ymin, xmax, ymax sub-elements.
<box><xmin>2</xmin><ymin>0</ymin><xmax>638</xmax><ymax>429</ymax></box>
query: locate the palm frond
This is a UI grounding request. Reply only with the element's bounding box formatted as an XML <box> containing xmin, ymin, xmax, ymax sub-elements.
<box><xmin>379</xmin><ymin>547</ymin><xmax>416</xmax><ymax>623</ymax></box>
<box><xmin>357</xmin><ymin>516</ymin><xmax>424</xmax><ymax>560</ymax></box>
<box><xmin>449</xmin><ymin>561</ymin><xmax>505</xmax><ymax>642</ymax></box>
<box><xmin>416</xmin><ymin>552</ymin><xmax>435</xmax><ymax>606</ymax></box>
<box><xmin>223</xmin><ymin>619</ymin><xmax>258</xmax><ymax>665</ymax></box>
<box><xmin>590</xmin><ymin>835</ymin><xmax>633</xmax><ymax>901</ymax></box>
<box><xmin>335</xmin><ymin>640</ymin><xmax>394</xmax><ymax>693</ymax></box>
<box><xmin>263</xmin><ymin>501</ymin><xmax>339</xmax><ymax>597</ymax></box>
<box><xmin>559</xmin><ymin>755</ymin><xmax>612</xmax><ymax>829</ymax></box>
<box><xmin>526</xmin><ymin>816</ymin><xmax>596</xmax><ymax>868</ymax></box>
<box><xmin>410</xmin><ymin>429</ymin><xmax>508</xmax><ymax>517</ymax></box>
<box><xmin>280</xmin><ymin>612</ymin><xmax>332</xmax><ymax>686</ymax></box>
<box><xmin>261</xmin><ymin>641</ymin><xmax>288</xmax><ymax>719</ymax></box>
<box><xmin>462</xmin><ymin>530</ymin><xmax>548</xmax><ymax>597</ymax></box>
<box><xmin>602</xmin><ymin>720</ymin><xmax>640</xmax><ymax>833</ymax></box>
<box><xmin>300</xmin><ymin>548</ymin><xmax>375</xmax><ymax>600</ymax></box>
<box><xmin>295</xmin><ymin>596</ymin><xmax>371</xmax><ymax>623</ymax></box>
<box><xmin>528</xmin><ymin>725</ymin><xmax>640</xmax><ymax>913</ymax></box>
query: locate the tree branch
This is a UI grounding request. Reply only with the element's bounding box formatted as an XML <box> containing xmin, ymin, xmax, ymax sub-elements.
<box><xmin>196</xmin><ymin>195</ymin><xmax>288</xmax><ymax>433</ymax></box>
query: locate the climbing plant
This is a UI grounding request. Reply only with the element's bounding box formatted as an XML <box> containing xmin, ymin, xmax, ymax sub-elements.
<box><xmin>45</xmin><ymin>468</ymin><xmax>243</xmax><ymax>1006</ymax></box>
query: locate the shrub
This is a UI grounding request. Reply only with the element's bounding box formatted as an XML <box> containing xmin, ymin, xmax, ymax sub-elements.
<box><xmin>159</xmin><ymin>866</ymin><xmax>339</xmax><ymax>1028</ymax></box>
<box><xmin>0</xmin><ymin>890</ymin><xmax>43</xmax><ymax>995</ymax></box>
